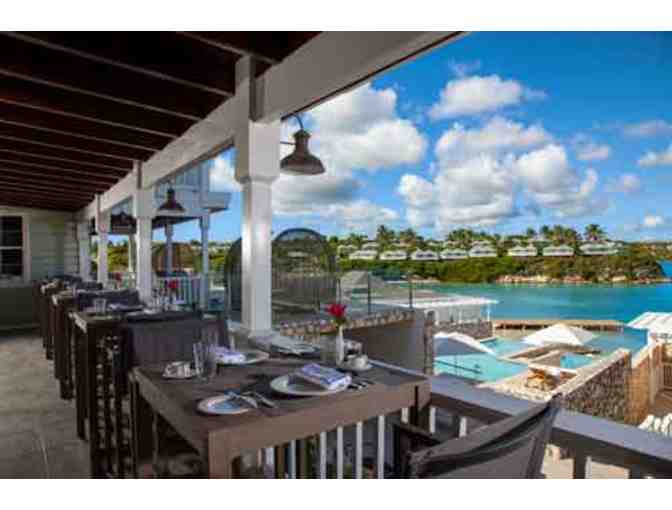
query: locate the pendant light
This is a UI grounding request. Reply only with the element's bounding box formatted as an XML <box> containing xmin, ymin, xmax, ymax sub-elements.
<box><xmin>280</xmin><ymin>114</ymin><xmax>325</xmax><ymax>176</ymax></box>
<box><xmin>157</xmin><ymin>181</ymin><xmax>185</xmax><ymax>213</ymax></box>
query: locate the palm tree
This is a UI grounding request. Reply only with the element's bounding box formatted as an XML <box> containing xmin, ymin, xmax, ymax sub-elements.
<box><xmin>376</xmin><ymin>225</ymin><xmax>395</xmax><ymax>246</ymax></box>
<box><xmin>525</xmin><ymin>227</ymin><xmax>536</xmax><ymax>240</ymax></box>
<box><xmin>584</xmin><ymin>224</ymin><xmax>606</xmax><ymax>243</ymax></box>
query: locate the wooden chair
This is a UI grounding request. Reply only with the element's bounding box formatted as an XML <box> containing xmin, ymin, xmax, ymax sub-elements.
<box><xmin>393</xmin><ymin>395</ymin><xmax>562</xmax><ymax>478</ymax></box>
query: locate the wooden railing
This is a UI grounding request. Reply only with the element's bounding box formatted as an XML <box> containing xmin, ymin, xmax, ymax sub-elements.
<box><xmin>430</xmin><ymin>374</ymin><xmax>672</xmax><ymax>478</ymax></box>
<box><xmin>155</xmin><ymin>275</ymin><xmax>202</xmax><ymax>305</ymax></box>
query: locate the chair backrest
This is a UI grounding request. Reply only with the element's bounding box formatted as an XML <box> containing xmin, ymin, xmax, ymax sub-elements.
<box><xmin>406</xmin><ymin>395</ymin><xmax>562</xmax><ymax>479</ymax></box>
<box><xmin>76</xmin><ymin>289</ymin><xmax>141</xmax><ymax>310</ymax></box>
<box><xmin>121</xmin><ymin>315</ymin><xmax>220</xmax><ymax>366</ymax></box>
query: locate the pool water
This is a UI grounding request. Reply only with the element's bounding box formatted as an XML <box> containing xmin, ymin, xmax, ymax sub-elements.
<box><xmin>434</xmin><ymin>329</ymin><xmax>648</xmax><ymax>382</ymax></box>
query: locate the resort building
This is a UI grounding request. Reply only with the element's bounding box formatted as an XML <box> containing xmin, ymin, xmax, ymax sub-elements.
<box><xmin>580</xmin><ymin>242</ymin><xmax>619</xmax><ymax>256</ymax></box>
<box><xmin>471</xmin><ymin>240</ymin><xmax>494</xmax><ymax>249</ymax></box>
<box><xmin>469</xmin><ymin>246</ymin><xmax>498</xmax><ymax>258</ymax></box>
<box><xmin>543</xmin><ymin>244</ymin><xmax>575</xmax><ymax>257</ymax></box>
<box><xmin>507</xmin><ymin>245</ymin><xmax>539</xmax><ymax>257</ymax></box>
<box><xmin>361</xmin><ymin>241</ymin><xmax>379</xmax><ymax>251</ymax></box>
<box><xmin>379</xmin><ymin>250</ymin><xmax>408</xmax><ymax>261</ymax></box>
<box><xmin>337</xmin><ymin>244</ymin><xmax>357</xmax><ymax>256</ymax></box>
<box><xmin>410</xmin><ymin>250</ymin><xmax>440</xmax><ymax>261</ymax></box>
<box><xmin>440</xmin><ymin>248</ymin><xmax>469</xmax><ymax>260</ymax></box>
<box><xmin>348</xmin><ymin>249</ymin><xmax>378</xmax><ymax>261</ymax></box>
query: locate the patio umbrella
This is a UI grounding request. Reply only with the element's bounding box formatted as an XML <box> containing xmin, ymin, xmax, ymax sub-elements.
<box><xmin>434</xmin><ymin>331</ymin><xmax>495</xmax><ymax>357</ymax></box>
<box><xmin>523</xmin><ymin>323</ymin><xmax>596</xmax><ymax>347</ymax></box>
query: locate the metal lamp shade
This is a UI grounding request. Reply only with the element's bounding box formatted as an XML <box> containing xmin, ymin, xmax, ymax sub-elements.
<box><xmin>280</xmin><ymin>129</ymin><xmax>325</xmax><ymax>176</ymax></box>
<box><xmin>157</xmin><ymin>186</ymin><xmax>185</xmax><ymax>213</ymax></box>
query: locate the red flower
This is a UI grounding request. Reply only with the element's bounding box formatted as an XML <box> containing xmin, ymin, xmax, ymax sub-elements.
<box><xmin>327</xmin><ymin>303</ymin><xmax>347</xmax><ymax>326</ymax></box>
<box><xmin>167</xmin><ymin>280</ymin><xmax>179</xmax><ymax>292</ymax></box>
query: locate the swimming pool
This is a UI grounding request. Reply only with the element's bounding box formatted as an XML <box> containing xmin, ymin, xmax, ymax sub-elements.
<box><xmin>434</xmin><ymin>329</ymin><xmax>648</xmax><ymax>382</ymax></box>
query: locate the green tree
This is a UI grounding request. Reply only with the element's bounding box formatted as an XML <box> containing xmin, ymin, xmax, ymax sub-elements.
<box><xmin>584</xmin><ymin>224</ymin><xmax>606</xmax><ymax>242</ymax></box>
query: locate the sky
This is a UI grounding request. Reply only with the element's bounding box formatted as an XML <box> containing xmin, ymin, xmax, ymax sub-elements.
<box><xmin>168</xmin><ymin>32</ymin><xmax>672</xmax><ymax>244</ymax></box>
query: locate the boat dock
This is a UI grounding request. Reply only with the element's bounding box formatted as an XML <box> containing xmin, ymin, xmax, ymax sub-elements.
<box><xmin>493</xmin><ymin>318</ymin><xmax>624</xmax><ymax>332</ymax></box>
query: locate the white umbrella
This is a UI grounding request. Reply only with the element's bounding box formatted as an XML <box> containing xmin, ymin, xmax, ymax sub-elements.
<box><xmin>523</xmin><ymin>323</ymin><xmax>596</xmax><ymax>347</ymax></box>
<box><xmin>434</xmin><ymin>331</ymin><xmax>495</xmax><ymax>357</ymax></box>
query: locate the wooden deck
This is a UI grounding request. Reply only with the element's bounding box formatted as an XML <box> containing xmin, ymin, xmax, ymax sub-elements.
<box><xmin>493</xmin><ymin>318</ymin><xmax>624</xmax><ymax>332</ymax></box>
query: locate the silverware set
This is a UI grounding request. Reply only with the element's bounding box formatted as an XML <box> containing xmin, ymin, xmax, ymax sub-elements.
<box><xmin>226</xmin><ymin>390</ymin><xmax>278</xmax><ymax>409</ymax></box>
<box><xmin>348</xmin><ymin>377</ymin><xmax>374</xmax><ymax>391</ymax></box>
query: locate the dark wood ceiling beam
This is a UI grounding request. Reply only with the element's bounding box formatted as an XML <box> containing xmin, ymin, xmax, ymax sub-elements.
<box><xmin>0</xmin><ymin>155</ymin><xmax>126</xmax><ymax>180</ymax></box>
<box><xmin>0</xmin><ymin>167</ymin><xmax>113</xmax><ymax>190</ymax></box>
<box><xmin>0</xmin><ymin>35</ymin><xmax>223</xmax><ymax>120</ymax></box>
<box><xmin>0</xmin><ymin>141</ymin><xmax>132</xmax><ymax>172</ymax></box>
<box><xmin>0</xmin><ymin>102</ymin><xmax>172</xmax><ymax>151</ymax></box>
<box><xmin>0</xmin><ymin>125</ymin><xmax>152</xmax><ymax>162</ymax></box>
<box><xmin>0</xmin><ymin>195</ymin><xmax>79</xmax><ymax>211</ymax></box>
<box><xmin>0</xmin><ymin>76</ymin><xmax>192</xmax><ymax>138</ymax></box>
<box><xmin>7</xmin><ymin>32</ymin><xmax>236</xmax><ymax>97</ymax></box>
<box><xmin>0</xmin><ymin>178</ymin><xmax>98</xmax><ymax>197</ymax></box>
<box><xmin>176</xmin><ymin>32</ymin><xmax>281</xmax><ymax>65</ymax></box>
<box><xmin>0</xmin><ymin>192</ymin><xmax>83</xmax><ymax>207</ymax></box>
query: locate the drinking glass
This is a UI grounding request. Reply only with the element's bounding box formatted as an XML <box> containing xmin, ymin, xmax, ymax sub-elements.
<box><xmin>93</xmin><ymin>298</ymin><xmax>107</xmax><ymax>315</ymax></box>
<box><xmin>193</xmin><ymin>341</ymin><xmax>217</xmax><ymax>381</ymax></box>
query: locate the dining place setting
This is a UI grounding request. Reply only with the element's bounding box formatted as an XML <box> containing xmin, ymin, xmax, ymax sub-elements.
<box><xmin>159</xmin><ymin>326</ymin><xmax>376</xmax><ymax>417</ymax></box>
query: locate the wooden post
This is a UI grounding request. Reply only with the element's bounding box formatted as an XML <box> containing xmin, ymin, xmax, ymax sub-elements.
<box><xmin>572</xmin><ymin>453</ymin><xmax>591</xmax><ymax>478</ymax></box>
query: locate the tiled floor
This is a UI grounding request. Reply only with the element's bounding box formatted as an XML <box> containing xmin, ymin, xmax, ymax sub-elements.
<box><xmin>0</xmin><ymin>329</ymin><xmax>89</xmax><ymax>478</ymax></box>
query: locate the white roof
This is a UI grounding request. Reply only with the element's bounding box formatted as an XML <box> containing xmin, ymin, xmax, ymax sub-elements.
<box><xmin>434</xmin><ymin>331</ymin><xmax>495</xmax><ymax>356</ymax></box>
<box><xmin>628</xmin><ymin>312</ymin><xmax>672</xmax><ymax>333</ymax></box>
<box><xmin>523</xmin><ymin>323</ymin><xmax>596</xmax><ymax>346</ymax></box>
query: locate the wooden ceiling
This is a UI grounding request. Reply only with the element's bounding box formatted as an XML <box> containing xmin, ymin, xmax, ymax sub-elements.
<box><xmin>0</xmin><ymin>31</ymin><xmax>319</xmax><ymax>212</ymax></box>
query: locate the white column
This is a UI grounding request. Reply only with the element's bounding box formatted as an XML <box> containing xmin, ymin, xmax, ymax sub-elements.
<box><xmin>96</xmin><ymin>213</ymin><xmax>109</xmax><ymax>286</ymax></box>
<box><xmin>127</xmin><ymin>235</ymin><xmax>134</xmax><ymax>274</ymax></box>
<box><xmin>133</xmin><ymin>188</ymin><xmax>154</xmax><ymax>303</ymax></box>
<box><xmin>234</xmin><ymin>56</ymin><xmax>281</xmax><ymax>338</ymax></box>
<box><xmin>76</xmin><ymin>222</ymin><xmax>91</xmax><ymax>281</ymax></box>
<box><xmin>165</xmin><ymin>223</ymin><xmax>174</xmax><ymax>274</ymax></box>
<box><xmin>200</xmin><ymin>214</ymin><xmax>210</xmax><ymax>309</ymax></box>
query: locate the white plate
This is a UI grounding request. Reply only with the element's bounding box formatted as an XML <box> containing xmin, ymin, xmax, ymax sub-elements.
<box><xmin>338</xmin><ymin>361</ymin><xmax>373</xmax><ymax>373</ymax></box>
<box><xmin>217</xmin><ymin>349</ymin><xmax>270</xmax><ymax>366</ymax></box>
<box><xmin>197</xmin><ymin>394</ymin><xmax>257</xmax><ymax>415</ymax></box>
<box><xmin>162</xmin><ymin>371</ymin><xmax>196</xmax><ymax>380</ymax></box>
<box><xmin>269</xmin><ymin>375</ymin><xmax>349</xmax><ymax>397</ymax></box>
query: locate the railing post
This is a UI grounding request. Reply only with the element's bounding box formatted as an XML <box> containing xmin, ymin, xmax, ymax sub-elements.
<box><xmin>572</xmin><ymin>453</ymin><xmax>591</xmax><ymax>478</ymax></box>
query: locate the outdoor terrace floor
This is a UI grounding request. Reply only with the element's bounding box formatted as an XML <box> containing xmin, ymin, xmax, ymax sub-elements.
<box><xmin>0</xmin><ymin>329</ymin><xmax>88</xmax><ymax>478</ymax></box>
<box><xmin>0</xmin><ymin>329</ymin><xmax>628</xmax><ymax>478</ymax></box>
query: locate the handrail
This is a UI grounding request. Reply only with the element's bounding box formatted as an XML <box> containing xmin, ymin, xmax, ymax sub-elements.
<box><xmin>430</xmin><ymin>375</ymin><xmax>672</xmax><ymax>478</ymax></box>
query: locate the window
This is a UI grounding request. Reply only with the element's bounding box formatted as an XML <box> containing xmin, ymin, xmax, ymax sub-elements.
<box><xmin>0</xmin><ymin>216</ymin><xmax>26</xmax><ymax>283</ymax></box>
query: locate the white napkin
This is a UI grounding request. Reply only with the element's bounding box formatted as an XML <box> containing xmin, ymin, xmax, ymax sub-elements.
<box><xmin>214</xmin><ymin>347</ymin><xmax>246</xmax><ymax>364</ymax></box>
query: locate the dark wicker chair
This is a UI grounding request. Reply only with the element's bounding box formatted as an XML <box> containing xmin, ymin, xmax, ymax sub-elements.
<box><xmin>393</xmin><ymin>395</ymin><xmax>562</xmax><ymax>479</ymax></box>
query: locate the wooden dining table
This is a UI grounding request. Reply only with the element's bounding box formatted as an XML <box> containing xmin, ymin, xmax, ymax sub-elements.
<box><xmin>132</xmin><ymin>356</ymin><xmax>430</xmax><ymax>478</ymax></box>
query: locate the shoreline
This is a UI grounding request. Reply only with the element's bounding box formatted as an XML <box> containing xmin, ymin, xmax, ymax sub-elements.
<box><xmin>411</xmin><ymin>277</ymin><xmax>672</xmax><ymax>286</ymax></box>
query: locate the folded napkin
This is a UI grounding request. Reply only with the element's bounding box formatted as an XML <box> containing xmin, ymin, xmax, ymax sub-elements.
<box><xmin>214</xmin><ymin>347</ymin><xmax>246</xmax><ymax>364</ymax></box>
<box><xmin>294</xmin><ymin>363</ymin><xmax>351</xmax><ymax>390</ymax></box>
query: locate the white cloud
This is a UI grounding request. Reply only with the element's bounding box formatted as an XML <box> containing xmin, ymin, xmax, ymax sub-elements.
<box><xmin>637</xmin><ymin>144</ymin><xmax>672</xmax><ymax>167</ymax></box>
<box><xmin>515</xmin><ymin>144</ymin><xmax>605</xmax><ymax>218</ymax></box>
<box><xmin>607</xmin><ymin>173</ymin><xmax>641</xmax><ymax>194</ymax></box>
<box><xmin>307</xmin><ymin>83</ymin><xmax>427</xmax><ymax>173</ymax></box>
<box><xmin>210</xmin><ymin>154</ymin><xmax>240</xmax><ymax>192</ymax></box>
<box><xmin>448</xmin><ymin>60</ymin><xmax>481</xmax><ymax>78</ymax></box>
<box><xmin>398</xmin><ymin>155</ymin><xmax>518</xmax><ymax>230</ymax></box>
<box><xmin>435</xmin><ymin>116</ymin><xmax>551</xmax><ymax>162</ymax></box>
<box><xmin>642</xmin><ymin>215</ymin><xmax>666</xmax><ymax>228</ymax></box>
<box><xmin>571</xmin><ymin>134</ymin><xmax>611</xmax><ymax>161</ymax></box>
<box><xmin>429</xmin><ymin>74</ymin><xmax>546</xmax><ymax>120</ymax></box>
<box><xmin>623</xmin><ymin>120</ymin><xmax>672</xmax><ymax>137</ymax></box>
<box><xmin>272</xmin><ymin>173</ymin><xmax>361</xmax><ymax>216</ymax></box>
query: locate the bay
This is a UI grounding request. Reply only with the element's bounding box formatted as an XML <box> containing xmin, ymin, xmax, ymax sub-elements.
<box><xmin>424</xmin><ymin>282</ymin><xmax>672</xmax><ymax>322</ymax></box>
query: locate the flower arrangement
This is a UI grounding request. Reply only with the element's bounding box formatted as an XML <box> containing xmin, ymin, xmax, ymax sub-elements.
<box><xmin>326</xmin><ymin>303</ymin><xmax>347</xmax><ymax>328</ymax></box>
<box><xmin>167</xmin><ymin>279</ymin><xmax>179</xmax><ymax>295</ymax></box>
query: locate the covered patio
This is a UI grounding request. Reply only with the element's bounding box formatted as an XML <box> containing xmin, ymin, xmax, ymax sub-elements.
<box><xmin>1</xmin><ymin>31</ymin><xmax>672</xmax><ymax>479</ymax></box>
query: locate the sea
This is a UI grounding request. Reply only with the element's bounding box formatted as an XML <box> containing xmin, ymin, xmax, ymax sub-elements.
<box><xmin>424</xmin><ymin>261</ymin><xmax>672</xmax><ymax>323</ymax></box>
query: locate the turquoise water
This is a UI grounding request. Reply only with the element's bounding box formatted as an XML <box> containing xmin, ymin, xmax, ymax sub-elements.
<box><xmin>435</xmin><ymin>353</ymin><xmax>527</xmax><ymax>382</ymax></box>
<box><xmin>560</xmin><ymin>353</ymin><xmax>593</xmax><ymax>369</ymax></box>
<box><xmin>423</xmin><ymin>281</ymin><xmax>672</xmax><ymax>322</ymax></box>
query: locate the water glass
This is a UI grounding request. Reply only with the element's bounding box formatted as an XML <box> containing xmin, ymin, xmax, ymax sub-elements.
<box><xmin>193</xmin><ymin>341</ymin><xmax>217</xmax><ymax>381</ymax></box>
<box><xmin>93</xmin><ymin>298</ymin><xmax>107</xmax><ymax>315</ymax></box>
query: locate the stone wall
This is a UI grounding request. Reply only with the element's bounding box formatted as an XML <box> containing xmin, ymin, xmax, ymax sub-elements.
<box><xmin>628</xmin><ymin>342</ymin><xmax>664</xmax><ymax>425</ymax></box>
<box><xmin>561</xmin><ymin>349</ymin><xmax>631</xmax><ymax>423</ymax></box>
